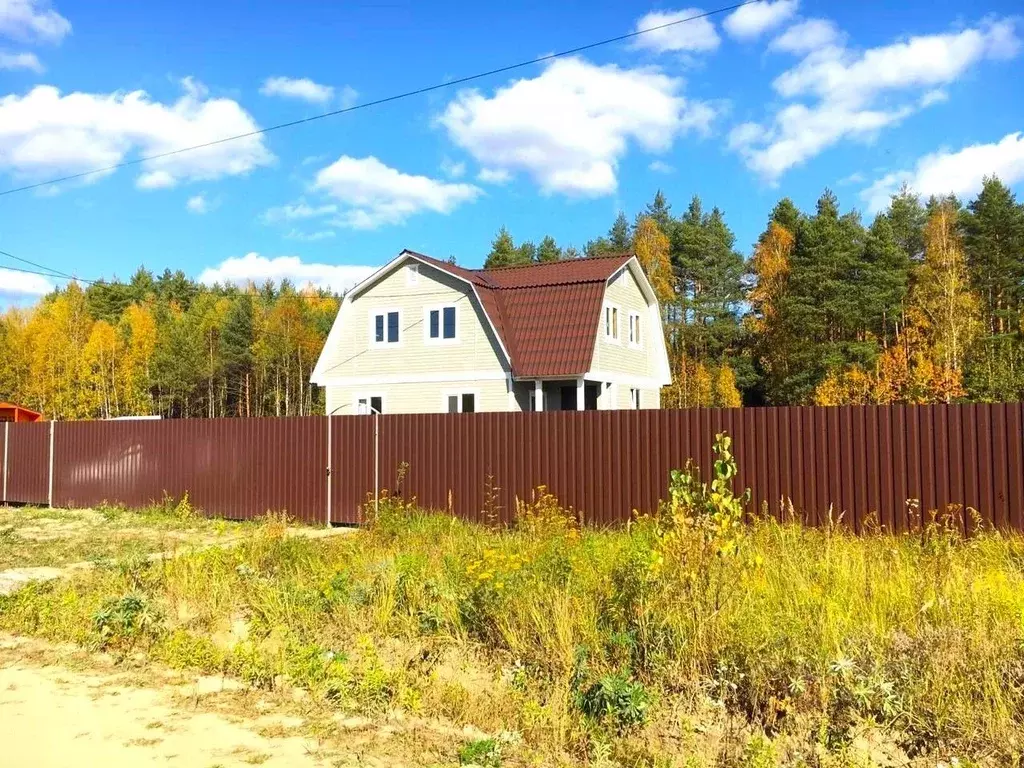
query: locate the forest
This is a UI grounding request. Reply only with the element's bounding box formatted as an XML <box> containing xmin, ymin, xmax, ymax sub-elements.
<box><xmin>1</xmin><ymin>176</ymin><xmax>1022</xmax><ymax>419</ymax></box>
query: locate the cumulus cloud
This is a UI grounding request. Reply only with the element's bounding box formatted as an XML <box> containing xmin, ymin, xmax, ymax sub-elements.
<box><xmin>0</xmin><ymin>50</ymin><xmax>42</xmax><ymax>71</ymax></box>
<box><xmin>0</xmin><ymin>266</ymin><xmax>53</xmax><ymax>298</ymax></box>
<box><xmin>648</xmin><ymin>160</ymin><xmax>675</xmax><ymax>174</ymax></box>
<box><xmin>198</xmin><ymin>253</ymin><xmax>374</xmax><ymax>293</ymax></box>
<box><xmin>861</xmin><ymin>132</ymin><xmax>1024</xmax><ymax>213</ymax></box>
<box><xmin>439</xmin><ymin>57</ymin><xmax>712</xmax><ymax>197</ymax></box>
<box><xmin>440</xmin><ymin>157</ymin><xmax>465</xmax><ymax>178</ymax></box>
<box><xmin>477</xmin><ymin>167</ymin><xmax>511</xmax><ymax>184</ymax></box>
<box><xmin>313</xmin><ymin>155</ymin><xmax>482</xmax><ymax>229</ymax></box>
<box><xmin>0</xmin><ymin>78</ymin><xmax>274</xmax><ymax>189</ymax></box>
<box><xmin>631</xmin><ymin>8</ymin><xmax>720</xmax><ymax>54</ymax></box>
<box><xmin>260</xmin><ymin>76</ymin><xmax>334</xmax><ymax>104</ymax></box>
<box><xmin>723</xmin><ymin>0</ymin><xmax>797</xmax><ymax>40</ymax></box>
<box><xmin>769</xmin><ymin>18</ymin><xmax>841</xmax><ymax>54</ymax></box>
<box><xmin>0</xmin><ymin>0</ymin><xmax>70</xmax><ymax>44</ymax></box>
<box><xmin>730</xmin><ymin>18</ymin><xmax>1020</xmax><ymax>181</ymax></box>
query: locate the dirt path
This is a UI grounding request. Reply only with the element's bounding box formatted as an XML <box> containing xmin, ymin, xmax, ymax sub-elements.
<box><xmin>0</xmin><ymin>636</ymin><xmax>330</xmax><ymax>768</ymax></box>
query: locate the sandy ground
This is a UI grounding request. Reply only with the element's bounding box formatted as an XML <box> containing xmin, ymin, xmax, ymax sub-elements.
<box><xmin>0</xmin><ymin>635</ymin><xmax>335</xmax><ymax>768</ymax></box>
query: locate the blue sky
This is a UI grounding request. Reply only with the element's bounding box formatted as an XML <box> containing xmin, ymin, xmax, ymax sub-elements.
<box><xmin>0</xmin><ymin>0</ymin><xmax>1022</xmax><ymax>302</ymax></box>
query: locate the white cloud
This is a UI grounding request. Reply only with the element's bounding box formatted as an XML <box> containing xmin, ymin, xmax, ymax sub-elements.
<box><xmin>0</xmin><ymin>0</ymin><xmax>70</xmax><ymax>44</ymax></box>
<box><xmin>440</xmin><ymin>157</ymin><xmax>465</xmax><ymax>178</ymax></box>
<box><xmin>439</xmin><ymin>57</ymin><xmax>712</xmax><ymax>197</ymax></box>
<box><xmin>731</xmin><ymin>18</ymin><xmax>1020</xmax><ymax>181</ymax></box>
<box><xmin>477</xmin><ymin>167</ymin><xmax>511</xmax><ymax>184</ymax></box>
<box><xmin>313</xmin><ymin>155</ymin><xmax>482</xmax><ymax>229</ymax></box>
<box><xmin>724</xmin><ymin>0</ymin><xmax>797</xmax><ymax>40</ymax></box>
<box><xmin>262</xmin><ymin>199</ymin><xmax>338</xmax><ymax>223</ymax></box>
<box><xmin>769</xmin><ymin>18</ymin><xmax>841</xmax><ymax>54</ymax></box>
<box><xmin>861</xmin><ymin>132</ymin><xmax>1024</xmax><ymax>213</ymax></box>
<box><xmin>260</xmin><ymin>76</ymin><xmax>334</xmax><ymax>104</ymax></box>
<box><xmin>920</xmin><ymin>89</ymin><xmax>949</xmax><ymax>107</ymax></box>
<box><xmin>648</xmin><ymin>160</ymin><xmax>675</xmax><ymax>173</ymax></box>
<box><xmin>338</xmin><ymin>84</ymin><xmax>358</xmax><ymax>109</ymax></box>
<box><xmin>631</xmin><ymin>8</ymin><xmax>720</xmax><ymax>54</ymax></box>
<box><xmin>198</xmin><ymin>253</ymin><xmax>374</xmax><ymax>293</ymax></box>
<box><xmin>0</xmin><ymin>266</ymin><xmax>53</xmax><ymax>298</ymax></box>
<box><xmin>0</xmin><ymin>78</ymin><xmax>274</xmax><ymax>189</ymax></box>
<box><xmin>0</xmin><ymin>50</ymin><xmax>42</xmax><ymax>71</ymax></box>
<box><xmin>186</xmin><ymin>194</ymin><xmax>209</xmax><ymax>214</ymax></box>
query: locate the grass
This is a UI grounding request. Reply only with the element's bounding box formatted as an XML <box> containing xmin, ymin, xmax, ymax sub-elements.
<box><xmin>2</xmin><ymin>438</ymin><xmax>1024</xmax><ymax>766</ymax></box>
<box><xmin>0</xmin><ymin>496</ymin><xmax>248</xmax><ymax>570</ymax></box>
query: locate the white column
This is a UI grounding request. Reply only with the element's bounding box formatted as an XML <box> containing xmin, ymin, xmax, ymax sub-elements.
<box><xmin>534</xmin><ymin>380</ymin><xmax>543</xmax><ymax>412</ymax></box>
<box><xmin>576</xmin><ymin>378</ymin><xmax>585</xmax><ymax>411</ymax></box>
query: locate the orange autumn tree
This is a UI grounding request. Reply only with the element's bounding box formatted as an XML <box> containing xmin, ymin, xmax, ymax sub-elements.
<box><xmin>632</xmin><ymin>215</ymin><xmax>674</xmax><ymax>306</ymax></box>
<box><xmin>747</xmin><ymin>221</ymin><xmax>795</xmax><ymax>399</ymax></box>
<box><xmin>814</xmin><ymin>202</ymin><xmax>980</xmax><ymax>405</ymax></box>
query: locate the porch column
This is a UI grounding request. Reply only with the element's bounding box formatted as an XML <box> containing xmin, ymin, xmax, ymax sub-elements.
<box><xmin>576</xmin><ymin>378</ymin><xmax>585</xmax><ymax>411</ymax></box>
<box><xmin>534</xmin><ymin>380</ymin><xmax>543</xmax><ymax>412</ymax></box>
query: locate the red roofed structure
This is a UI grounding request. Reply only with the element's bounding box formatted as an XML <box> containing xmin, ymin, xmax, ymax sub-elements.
<box><xmin>0</xmin><ymin>402</ymin><xmax>43</xmax><ymax>422</ymax></box>
<box><xmin>312</xmin><ymin>250</ymin><xmax>671</xmax><ymax>414</ymax></box>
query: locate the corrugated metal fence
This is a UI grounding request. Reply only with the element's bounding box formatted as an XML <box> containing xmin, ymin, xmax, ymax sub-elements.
<box><xmin>2</xmin><ymin>405</ymin><xmax>1022</xmax><ymax>531</ymax></box>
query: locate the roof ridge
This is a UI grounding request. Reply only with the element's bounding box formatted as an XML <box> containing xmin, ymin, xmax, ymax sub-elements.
<box><xmin>472</xmin><ymin>252</ymin><xmax>633</xmax><ymax>273</ymax></box>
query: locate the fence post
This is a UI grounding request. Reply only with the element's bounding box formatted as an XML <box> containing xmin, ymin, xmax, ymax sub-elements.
<box><xmin>47</xmin><ymin>420</ymin><xmax>54</xmax><ymax>508</ymax></box>
<box><xmin>2</xmin><ymin>422</ymin><xmax>8</xmax><ymax>504</ymax></box>
<box><xmin>326</xmin><ymin>415</ymin><xmax>332</xmax><ymax>527</ymax></box>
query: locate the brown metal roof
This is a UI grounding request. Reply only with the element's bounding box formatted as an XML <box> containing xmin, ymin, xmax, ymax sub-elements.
<box><xmin>403</xmin><ymin>250</ymin><xmax>633</xmax><ymax>378</ymax></box>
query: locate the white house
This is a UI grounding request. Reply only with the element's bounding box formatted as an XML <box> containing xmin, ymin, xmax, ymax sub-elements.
<box><xmin>311</xmin><ymin>250</ymin><xmax>671</xmax><ymax>414</ymax></box>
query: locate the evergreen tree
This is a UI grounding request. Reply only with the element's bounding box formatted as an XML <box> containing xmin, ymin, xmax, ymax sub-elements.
<box><xmin>644</xmin><ymin>190</ymin><xmax>673</xmax><ymax>233</ymax></box>
<box><xmin>609</xmin><ymin>211</ymin><xmax>632</xmax><ymax>250</ymax></box>
<box><xmin>484</xmin><ymin>226</ymin><xmax>529</xmax><ymax>268</ymax></box>
<box><xmin>221</xmin><ymin>295</ymin><xmax>255</xmax><ymax>416</ymax></box>
<box><xmin>884</xmin><ymin>183</ymin><xmax>927</xmax><ymax>262</ymax></box>
<box><xmin>537</xmin><ymin>236</ymin><xmax>562</xmax><ymax>263</ymax></box>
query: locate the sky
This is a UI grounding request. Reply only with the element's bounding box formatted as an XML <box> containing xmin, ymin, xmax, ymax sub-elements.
<box><xmin>0</xmin><ymin>0</ymin><xmax>1022</xmax><ymax>303</ymax></box>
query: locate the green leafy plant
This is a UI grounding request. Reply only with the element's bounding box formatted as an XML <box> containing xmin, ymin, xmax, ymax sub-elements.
<box><xmin>577</xmin><ymin>671</ymin><xmax>651</xmax><ymax>730</ymax></box>
<box><xmin>458</xmin><ymin>737</ymin><xmax>501</xmax><ymax>767</ymax></box>
<box><xmin>92</xmin><ymin>593</ymin><xmax>161</xmax><ymax>649</ymax></box>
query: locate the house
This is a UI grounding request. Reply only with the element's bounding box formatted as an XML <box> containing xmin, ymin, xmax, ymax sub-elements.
<box><xmin>311</xmin><ymin>250</ymin><xmax>671</xmax><ymax>414</ymax></box>
<box><xmin>0</xmin><ymin>402</ymin><xmax>43</xmax><ymax>422</ymax></box>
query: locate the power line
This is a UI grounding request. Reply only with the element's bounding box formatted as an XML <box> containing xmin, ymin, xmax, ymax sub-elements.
<box><xmin>0</xmin><ymin>1</ymin><xmax>761</xmax><ymax>198</ymax></box>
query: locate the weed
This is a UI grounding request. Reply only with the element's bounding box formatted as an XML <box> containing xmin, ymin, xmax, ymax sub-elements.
<box><xmin>458</xmin><ymin>737</ymin><xmax>501</xmax><ymax>767</ymax></box>
<box><xmin>93</xmin><ymin>593</ymin><xmax>162</xmax><ymax>650</ymax></box>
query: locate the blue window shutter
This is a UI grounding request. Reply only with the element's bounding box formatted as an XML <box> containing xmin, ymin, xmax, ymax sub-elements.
<box><xmin>429</xmin><ymin>310</ymin><xmax>439</xmax><ymax>338</ymax></box>
<box><xmin>387</xmin><ymin>311</ymin><xmax>399</xmax><ymax>343</ymax></box>
<box><xmin>443</xmin><ymin>306</ymin><xmax>456</xmax><ymax>339</ymax></box>
<box><xmin>375</xmin><ymin>314</ymin><xmax>384</xmax><ymax>343</ymax></box>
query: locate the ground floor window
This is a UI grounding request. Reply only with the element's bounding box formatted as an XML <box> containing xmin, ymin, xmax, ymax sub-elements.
<box><xmin>445</xmin><ymin>392</ymin><xmax>476</xmax><ymax>413</ymax></box>
<box><xmin>357</xmin><ymin>395</ymin><xmax>383</xmax><ymax>414</ymax></box>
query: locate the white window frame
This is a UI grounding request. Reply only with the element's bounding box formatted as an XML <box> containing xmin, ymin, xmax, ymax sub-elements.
<box><xmin>423</xmin><ymin>303</ymin><xmax>460</xmax><ymax>345</ymax></box>
<box><xmin>369</xmin><ymin>308</ymin><xmax>402</xmax><ymax>348</ymax></box>
<box><xmin>628</xmin><ymin>311</ymin><xmax>642</xmax><ymax>348</ymax></box>
<box><xmin>630</xmin><ymin>388</ymin><xmax>641</xmax><ymax>410</ymax></box>
<box><xmin>355</xmin><ymin>393</ymin><xmax>386</xmax><ymax>415</ymax></box>
<box><xmin>603</xmin><ymin>303</ymin><xmax>620</xmax><ymax>343</ymax></box>
<box><xmin>406</xmin><ymin>263</ymin><xmax>420</xmax><ymax>285</ymax></box>
<box><xmin>441</xmin><ymin>389</ymin><xmax>480</xmax><ymax>413</ymax></box>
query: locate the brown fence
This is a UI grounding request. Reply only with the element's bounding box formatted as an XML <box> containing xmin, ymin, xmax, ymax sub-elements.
<box><xmin>3</xmin><ymin>405</ymin><xmax>1023</xmax><ymax>531</ymax></box>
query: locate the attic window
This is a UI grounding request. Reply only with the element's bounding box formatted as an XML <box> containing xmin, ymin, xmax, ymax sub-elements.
<box><xmin>372</xmin><ymin>310</ymin><xmax>400</xmax><ymax>345</ymax></box>
<box><xmin>427</xmin><ymin>305</ymin><xmax>457</xmax><ymax>342</ymax></box>
<box><xmin>628</xmin><ymin>312</ymin><xmax>642</xmax><ymax>347</ymax></box>
<box><xmin>407</xmin><ymin>263</ymin><xmax>420</xmax><ymax>285</ymax></box>
<box><xmin>604</xmin><ymin>304</ymin><xmax>619</xmax><ymax>341</ymax></box>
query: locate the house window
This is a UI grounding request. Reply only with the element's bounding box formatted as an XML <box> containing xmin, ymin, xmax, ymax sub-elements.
<box><xmin>604</xmin><ymin>304</ymin><xmax>619</xmax><ymax>341</ymax></box>
<box><xmin>427</xmin><ymin>305</ymin><xmax>457</xmax><ymax>341</ymax></box>
<box><xmin>407</xmin><ymin>263</ymin><xmax>419</xmax><ymax>285</ymax></box>
<box><xmin>445</xmin><ymin>392</ymin><xmax>476</xmax><ymax>413</ymax></box>
<box><xmin>357</xmin><ymin>395</ymin><xmax>383</xmax><ymax>414</ymax></box>
<box><xmin>628</xmin><ymin>312</ymin><xmax>642</xmax><ymax>347</ymax></box>
<box><xmin>372</xmin><ymin>310</ymin><xmax>400</xmax><ymax>345</ymax></box>
<box><xmin>630</xmin><ymin>388</ymin><xmax>641</xmax><ymax>409</ymax></box>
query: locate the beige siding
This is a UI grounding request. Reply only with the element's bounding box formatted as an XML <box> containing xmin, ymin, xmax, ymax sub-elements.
<box><xmin>611</xmin><ymin>383</ymin><xmax>660</xmax><ymax>410</ymax></box>
<box><xmin>590</xmin><ymin>266</ymin><xmax>658</xmax><ymax>379</ymax></box>
<box><xmin>317</xmin><ymin>261</ymin><xmax>508</xmax><ymax>381</ymax></box>
<box><xmin>326</xmin><ymin>378</ymin><xmax>517</xmax><ymax>415</ymax></box>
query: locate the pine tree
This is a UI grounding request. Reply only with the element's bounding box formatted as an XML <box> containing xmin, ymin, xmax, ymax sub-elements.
<box><xmin>536</xmin><ymin>236</ymin><xmax>562</xmax><ymax>263</ymax></box>
<box><xmin>221</xmin><ymin>295</ymin><xmax>255</xmax><ymax>417</ymax></box>
<box><xmin>644</xmin><ymin>190</ymin><xmax>673</xmax><ymax>233</ymax></box>
<box><xmin>885</xmin><ymin>183</ymin><xmax>927</xmax><ymax>262</ymax></box>
<box><xmin>609</xmin><ymin>212</ymin><xmax>632</xmax><ymax>250</ymax></box>
<box><xmin>484</xmin><ymin>227</ymin><xmax>529</xmax><ymax>268</ymax></box>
